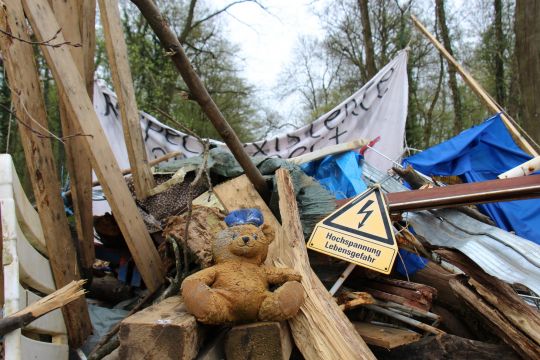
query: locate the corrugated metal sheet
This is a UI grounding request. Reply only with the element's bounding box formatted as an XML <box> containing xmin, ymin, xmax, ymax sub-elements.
<box><xmin>361</xmin><ymin>162</ymin><xmax>540</xmax><ymax>294</ymax></box>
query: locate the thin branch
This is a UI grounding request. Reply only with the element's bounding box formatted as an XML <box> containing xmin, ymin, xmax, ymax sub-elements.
<box><xmin>0</xmin><ymin>27</ymin><xmax>81</xmax><ymax>48</ymax></box>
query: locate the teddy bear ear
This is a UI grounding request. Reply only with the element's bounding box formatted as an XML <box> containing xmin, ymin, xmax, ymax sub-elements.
<box><xmin>261</xmin><ymin>223</ymin><xmax>275</xmax><ymax>244</ymax></box>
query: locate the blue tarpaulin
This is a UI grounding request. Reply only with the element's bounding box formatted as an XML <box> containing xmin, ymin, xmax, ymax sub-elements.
<box><xmin>403</xmin><ymin>114</ymin><xmax>540</xmax><ymax>244</ymax></box>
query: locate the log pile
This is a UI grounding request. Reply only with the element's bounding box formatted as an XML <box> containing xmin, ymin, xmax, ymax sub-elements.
<box><xmin>0</xmin><ymin>0</ymin><xmax>538</xmax><ymax>359</ymax></box>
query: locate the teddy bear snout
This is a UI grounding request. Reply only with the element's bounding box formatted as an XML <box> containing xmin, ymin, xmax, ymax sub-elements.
<box><xmin>242</xmin><ymin>236</ymin><xmax>250</xmax><ymax>244</ymax></box>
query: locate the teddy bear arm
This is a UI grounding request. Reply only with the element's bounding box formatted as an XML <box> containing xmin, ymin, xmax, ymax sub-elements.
<box><xmin>182</xmin><ymin>266</ymin><xmax>217</xmax><ymax>287</ymax></box>
<box><xmin>264</xmin><ymin>266</ymin><xmax>302</xmax><ymax>285</ymax></box>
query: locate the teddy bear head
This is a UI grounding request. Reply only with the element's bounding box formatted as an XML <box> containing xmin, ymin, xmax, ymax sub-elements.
<box><xmin>212</xmin><ymin>209</ymin><xmax>275</xmax><ymax>265</ymax></box>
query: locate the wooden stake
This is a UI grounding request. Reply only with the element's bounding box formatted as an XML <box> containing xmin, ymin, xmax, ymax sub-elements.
<box><xmin>98</xmin><ymin>0</ymin><xmax>155</xmax><ymax>200</ymax></box>
<box><xmin>21</xmin><ymin>0</ymin><xmax>165</xmax><ymax>291</ymax></box>
<box><xmin>214</xmin><ymin>172</ymin><xmax>376</xmax><ymax>360</ymax></box>
<box><xmin>0</xmin><ymin>0</ymin><xmax>92</xmax><ymax>347</ymax></box>
<box><xmin>130</xmin><ymin>0</ymin><xmax>269</xmax><ymax>199</ymax></box>
<box><xmin>50</xmin><ymin>0</ymin><xmax>96</xmax><ymax>280</ymax></box>
<box><xmin>411</xmin><ymin>15</ymin><xmax>538</xmax><ymax>156</ymax></box>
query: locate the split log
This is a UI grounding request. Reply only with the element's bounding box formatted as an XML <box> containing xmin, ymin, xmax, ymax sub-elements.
<box><xmin>0</xmin><ymin>0</ymin><xmax>91</xmax><ymax>346</ymax></box>
<box><xmin>118</xmin><ymin>297</ymin><xmax>203</xmax><ymax>360</ymax></box>
<box><xmin>373</xmin><ymin>333</ymin><xmax>519</xmax><ymax>360</ymax></box>
<box><xmin>214</xmin><ymin>172</ymin><xmax>376</xmax><ymax>360</ymax></box>
<box><xmin>21</xmin><ymin>0</ymin><xmax>165</xmax><ymax>291</ymax></box>
<box><xmin>224</xmin><ymin>322</ymin><xmax>292</xmax><ymax>360</ymax></box>
<box><xmin>449</xmin><ymin>276</ymin><xmax>540</xmax><ymax>360</ymax></box>
<box><xmin>437</xmin><ymin>249</ymin><xmax>540</xmax><ymax>345</ymax></box>
<box><xmin>353</xmin><ymin>322</ymin><xmax>421</xmax><ymax>349</ymax></box>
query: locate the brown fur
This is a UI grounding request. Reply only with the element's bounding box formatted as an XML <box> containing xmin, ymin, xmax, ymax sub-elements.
<box><xmin>181</xmin><ymin>223</ymin><xmax>304</xmax><ymax>324</ymax></box>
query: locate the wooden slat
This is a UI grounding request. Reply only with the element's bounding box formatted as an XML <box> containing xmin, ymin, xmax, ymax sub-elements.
<box><xmin>21</xmin><ymin>334</ymin><xmax>69</xmax><ymax>360</ymax></box>
<box><xmin>98</xmin><ymin>0</ymin><xmax>155</xmax><ymax>200</ymax></box>
<box><xmin>353</xmin><ymin>322</ymin><xmax>421</xmax><ymax>349</ymax></box>
<box><xmin>0</xmin><ymin>1</ymin><xmax>91</xmax><ymax>346</ymax></box>
<box><xmin>81</xmin><ymin>0</ymin><xmax>97</xmax><ymax>98</ymax></box>
<box><xmin>20</xmin><ymin>0</ymin><xmax>165</xmax><ymax>291</ymax></box>
<box><xmin>50</xmin><ymin>0</ymin><xmax>95</xmax><ymax>274</ymax></box>
<box><xmin>214</xmin><ymin>173</ymin><xmax>376</xmax><ymax>360</ymax></box>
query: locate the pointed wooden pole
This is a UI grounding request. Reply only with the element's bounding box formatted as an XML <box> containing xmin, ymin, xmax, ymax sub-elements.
<box><xmin>0</xmin><ymin>0</ymin><xmax>91</xmax><ymax>347</ymax></box>
<box><xmin>98</xmin><ymin>0</ymin><xmax>155</xmax><ymax>200</ymax></box>
<box><xmin>411</xmin><ymin>15</ymin><xmax>538</xmax><ymax>157</ymax></box>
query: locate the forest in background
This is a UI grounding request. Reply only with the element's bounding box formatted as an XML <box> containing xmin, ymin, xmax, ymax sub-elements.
<box><xmin>0</xmin><ymin>0</ymin><xmax>538</xmax><ymax>195</ymax></box>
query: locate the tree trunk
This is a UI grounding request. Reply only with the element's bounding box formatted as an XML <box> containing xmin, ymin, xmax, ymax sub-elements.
<box><xmin>515</xmin><ymin>0</ymin><xmax>540</xmax><ymax>144</ymax></box>
<box><xmin>435</xmin><ymin>0</ymin><xmax>463</xmax><ymax>136</ymax></box>
<box><xmin>358</xmin><ymin>0</ymin><xmax>376</xmax><ymax>80</ymax></box>
<box><xmin>494</xmin><ymin>0</ymin><xmax>505</xmax><ymax>106</ymax></box>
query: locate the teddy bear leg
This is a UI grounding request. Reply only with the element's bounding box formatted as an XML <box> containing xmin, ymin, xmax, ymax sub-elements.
<box><xmin>183</xmin><ymin>282</ymin><xmax>234</xmax><ymax>324</ymax></box>
<box><xmin>258</xmin><ymin>281</ymin><xmax>304</xmax><ymax>321</ymax></box>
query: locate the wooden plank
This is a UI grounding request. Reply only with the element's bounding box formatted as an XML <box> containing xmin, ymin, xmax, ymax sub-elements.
<box><xmin>0</xmin><ymin>1</ymin><xmax>91</xmax><ymax>347</ymax></box>
<box><xmin>214</xmin><ymin>173</ymin><xmax>376</xmax><ymax>360</ymax></box>
<box><xmin>50</xmin><ymin>0</ymin><xmax>95</xmax><ymax>275</ymax></box>
<box><xmin>21</xmin><ymin>0</ymin><xmax>165</xmax><ymax>291</ymax></box>
<box><xmin>98</xmin><ymin>0</ymin><xmax>155</xmax><ymax>200</ymax></box>
<box><xmin>353</xmin><ymin>322</ymin><xmax>420</xmax><ymax>349</ymax></box>
<box><xmin>81</xmin><ymin>0</ymin><xmax>96</xmax><ymax>98</ymax></box>
<box><xmin>449</xmin><ymin>276</ymin><xmax>540</xmax><ymax>360</ymax></box>
<box><xmin>119</xmin><ymin>297</ymin><xmax>203</xmax><ymax>360</ymax></box>
<box><xmin>21</xmin><ymin>334</ymin><xmax>69</xmax><ymax>360</ymax></box>
<box><xmin>224</xmin><ymin>322</ymin><xmax>292</xmax><ymax>360</ymax></box>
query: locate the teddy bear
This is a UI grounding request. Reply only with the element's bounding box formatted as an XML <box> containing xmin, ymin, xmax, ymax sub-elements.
<box><xmin>181</xmin><ymin>208</ymin><xmax>305</xmax><ymax>325</ymax></box>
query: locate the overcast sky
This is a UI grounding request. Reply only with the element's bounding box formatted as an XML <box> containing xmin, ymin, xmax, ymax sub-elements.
<box><xmin>213</xmin><ymin>0</ymin><xmax>324</xmax><ymax>89</ymax></box>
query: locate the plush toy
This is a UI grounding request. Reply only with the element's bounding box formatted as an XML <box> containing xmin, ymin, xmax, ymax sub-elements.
<box><xmin>181</xmin><ymin>208</ymin><xmax>305</xmax><ymax>325</ymax></box>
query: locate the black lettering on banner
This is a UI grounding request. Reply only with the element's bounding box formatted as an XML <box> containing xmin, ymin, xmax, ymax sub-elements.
<box><xmin>305</xmin><ymin>123</ymin><xmax>321</xmax><ymax>139</ymax></box>
<box><xmin>287</xmin><ymin>134</ymin><xmax>301</xmax><ymax>149</ymax></box>
<box><xmin>144</xmin><ymin>121</ymin><xmax>164</xmax><ymax>141</ymax></box>
<box><xmin>344</xmin><ymin>98</ymin><xmax>359</xmax><ymax>118</ymax></box>
<box><xmin>165</xmin><ymin>128</ymin><xmax>180</xmax><ymax>146</ymax></box>
<box><xmin>309</xmin><ymin>136</ymin><xmax>326</xmax><ymax>152</ymax></box>
<box><xmin>377</xmin><ymin>68</ymin><xmax>394</xmax><ymax>98</ymax></box>
<box><xmin>274</xmin><ymin>137</ymin><xmax>280</xmax><ymax>152</ymax></box>
<box><xmin>323</xmin><ymin>109</ymin><xmax>341</xmax><ymax>130</ymax></box>
<box><xmin>252</xmin><ymin>140</ymin><xmax>268</xmax><ymax>156</ymax></box>
<box><xmin>103</xmin><ymin>93</ymin><xmax>119</xmax><ymax>118</ymax></box>
<box><xmin>182</xmin><ymin>135</ymin><xmax>201</xmax><ymax>154</ymax></box>
<box><xmin>329</xmin><ymin>127</ymin><xmax>347</xmax><ymax>144</ymax></box>
<box><xmin>288</xmin><ymin>146</ymin><xmax>307</xmax><ymax>158</ymax></box>
<box><xmin>151</xmin><ymin>147</ymin><xmax>166</xmax><ymax>158</ymax></box>
<box><xmin>359</xmin><ymin>81</ymin><xmax>377</xmax><ymax>111</ymax></box>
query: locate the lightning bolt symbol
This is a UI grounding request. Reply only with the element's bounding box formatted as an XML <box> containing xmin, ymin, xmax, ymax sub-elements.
<box><xmin>357</xmin><ymin>200</ymin><xmax>374</xmax><ymax>229</ymax></box>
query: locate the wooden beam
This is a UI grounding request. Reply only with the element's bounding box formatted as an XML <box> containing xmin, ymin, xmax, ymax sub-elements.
<box><xmin>21</xmin><ymin>0</ymin><xmax>165</xmax><ymax>291</ymax></box>
<box><xmin>214</xmin><ymin>172</ymin><xmax>376</xmax><ymax>360</ymax></box>
<box><xmin>224</xmin><ymin>322</ymin><xmax>292</xmax><ymax>360</ymax></box>
<box><xmin>411</xmin><ymin>15</ymin><xmax>538</xmax><ymax>156</ymax></box>
<box><xmin>353</xmin><ymin>322</ymin><xmax>421</xmax><ymax>349</ymax></box>
<box><xmin>81</xmin><ymin>0</ymin><xmax>96</xmax><ymax>98</ymax></box>
<box><xmin>98</xmin><ymin>0</ymin><xmax>155</xmax><ymax>200</ymax></box>
<box><xmin>119</xmin><ymin>297</ymin><xmax>203</xmax><ymax>359</ymax></box>
<box><xmin>0</xmin><ymin>0</ymin><xmax>91</xmax><ymax>347</ymax></box>
<box><xmin>50</xmin><ymin>0</ymin><xmax>95</xmax><ymax>279</ymax></box>
<box><xmin>449</xmin><ymin>276</ymin><xmax>540</xmax><ymax>360</ymax></box>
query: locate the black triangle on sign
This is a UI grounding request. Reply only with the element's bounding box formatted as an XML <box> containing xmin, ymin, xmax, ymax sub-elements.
<box><xmin>322</xmin><ymin>187</ymin><xmax>395</xmax><ymax>246</ymax></box>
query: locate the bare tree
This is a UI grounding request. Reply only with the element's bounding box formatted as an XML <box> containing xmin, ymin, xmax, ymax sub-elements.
<box><xmin>515</xmin><ymin>0</ymin><xmax>540</xmax><ymax>144</ymax></box>
<box><xmin>435</xmin><ymin>0</ymin><xmax>463</xmax><ymax>136</ymax></box>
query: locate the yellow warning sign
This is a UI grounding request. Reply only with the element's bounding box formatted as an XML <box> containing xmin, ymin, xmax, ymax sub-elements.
<box><xmin>307</xmin><ymin>185</ymin><xmax>398</xmax><ymax>274</ymax></box>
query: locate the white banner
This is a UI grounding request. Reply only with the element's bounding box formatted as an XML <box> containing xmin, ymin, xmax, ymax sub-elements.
<box><xmin>93</xmin><ymin>50</ymin><xmax>408</xmax><ymax>173</ymax></box>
